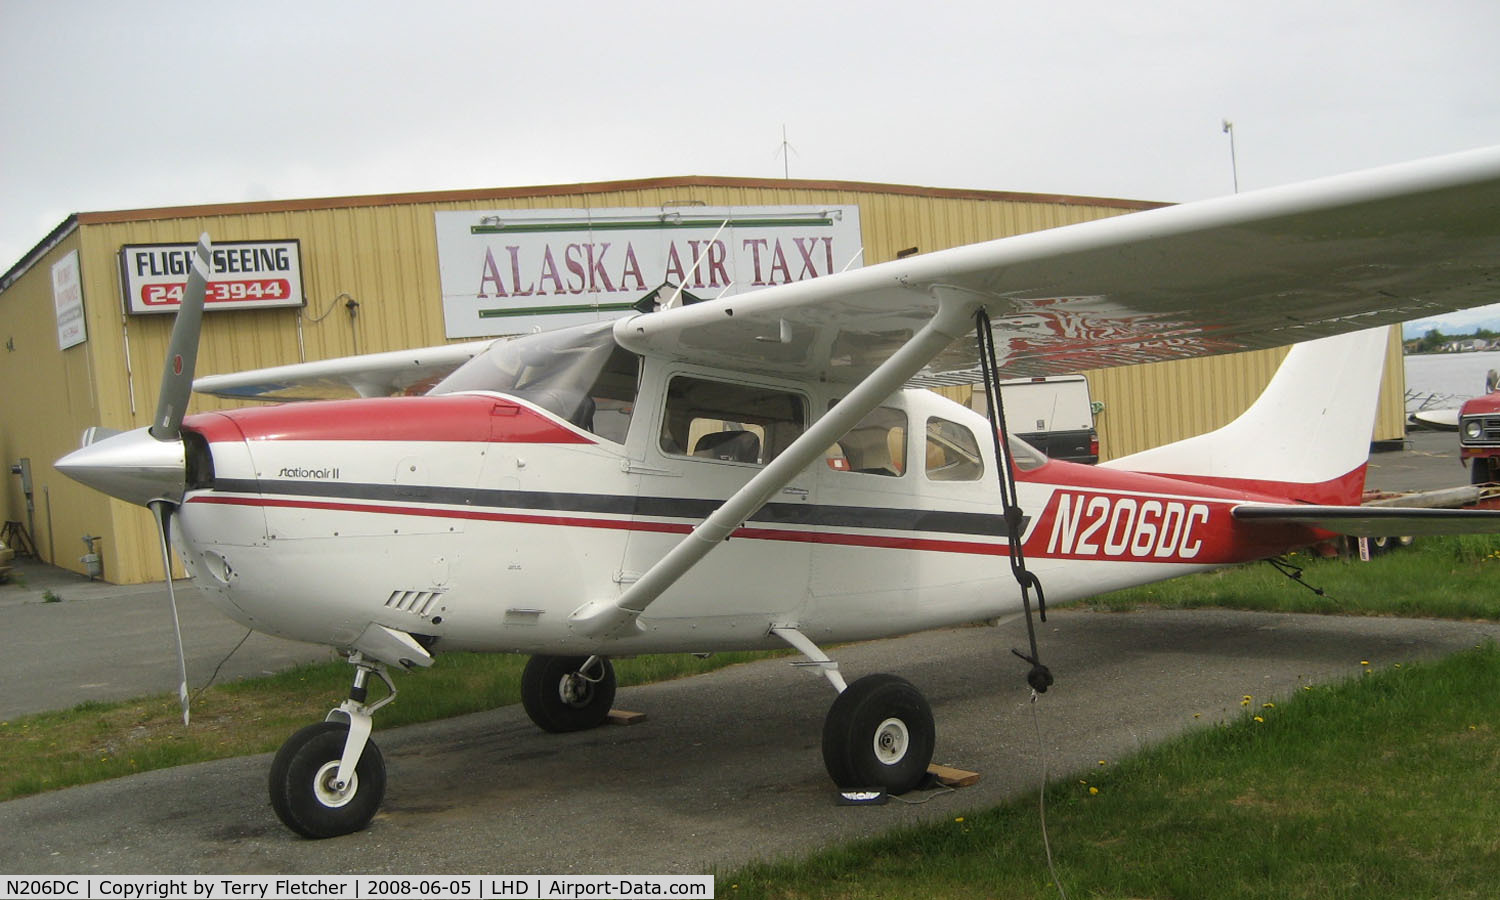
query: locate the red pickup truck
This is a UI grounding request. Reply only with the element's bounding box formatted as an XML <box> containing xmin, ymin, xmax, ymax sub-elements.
<box><xmin>1459</xmin><ymin>370</ymin><xmax>1500</xmax><ymax>484</ymax></box>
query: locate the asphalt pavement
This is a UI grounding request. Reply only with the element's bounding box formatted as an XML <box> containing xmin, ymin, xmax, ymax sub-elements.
<box><xmin>0</xmin><ymin>429</ymin><xmax>1491</xmax><ymax>876</ymax></box>
<box><xmin>0</xmin><ymin>559</ymin><xmax>336</xmax><ymax>720</ymax></box>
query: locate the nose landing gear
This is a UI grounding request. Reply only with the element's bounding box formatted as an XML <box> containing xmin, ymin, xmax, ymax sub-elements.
<box><xmin>269</xmin><ymin>652</ymin><xmax>395</xmax><ymax>838</ymax></box>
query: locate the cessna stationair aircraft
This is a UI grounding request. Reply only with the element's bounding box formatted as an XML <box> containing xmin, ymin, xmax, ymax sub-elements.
<box><xmin>58</xmin><ymin>147</ymin><xmax>1500</xmax><ymax>838</ymax></box>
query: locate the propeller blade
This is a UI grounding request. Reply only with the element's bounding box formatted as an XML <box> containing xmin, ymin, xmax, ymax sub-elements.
<box><xmin>149</xmin><ymin>500</ymin><xmax>190</xmax><ymax>725</ymax></box>
<box><xmin>149</xmin><ymin>234</ymin><xmax>211</xmax><ymax>442</ymax></box>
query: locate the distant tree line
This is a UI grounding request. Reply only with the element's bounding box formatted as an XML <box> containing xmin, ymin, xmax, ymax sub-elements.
<box><xmin>1405</xmin><ymin>327</ymin><xmax>1499</xmax><ymax>354</ymax></box>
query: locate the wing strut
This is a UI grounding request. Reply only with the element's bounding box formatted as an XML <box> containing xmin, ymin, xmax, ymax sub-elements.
<box><xmin>974</xmin><ymin>309</ymin><xmax>1054</xmax><ymax>694</ymax></box>
<box><xmin>568</xmin><ymin>289</ymin><xmax>980</xmax><ymax>639</ymax></box>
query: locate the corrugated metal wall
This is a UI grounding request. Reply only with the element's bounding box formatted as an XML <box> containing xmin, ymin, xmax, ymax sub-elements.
<box><xmin>2</xmin><ymin>177</ymin><xmax>1406</xmax><ymax>583</ymax></box>
<box><xmin>0</xmin><ymin>228</ymin><xmax>121</xmax><ymax>574</ymax></box>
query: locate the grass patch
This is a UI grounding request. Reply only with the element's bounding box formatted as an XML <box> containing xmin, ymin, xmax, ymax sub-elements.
<box><xmin>725</xmin><ymin>644</ymin><xmax>1500</xmax><ymax>899</ymax></box>
<box><xmin>1084</xmin><ymin>533</ymin><xmax>1500</xmax><ymax>619</ymax></box>
<box><xmin>0</xmin><ymin>650</ymin><xmax>782</xmax><ymax>801</ymax></box>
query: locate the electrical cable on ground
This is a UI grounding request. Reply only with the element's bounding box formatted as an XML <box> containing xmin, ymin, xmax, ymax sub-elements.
<box><xmin>1030</xmin><ymin>692</ymin><xmax>1070</xmax><ymax>900</ymax></box>
<box><xmin>888</xmin><ymin>782</ymin><xmax>957</xmax><ymax>805</ymax></box>
<box><xmin>189</xmin><ymin>628</ymin><xmax>253</xmax><ymax>707</ymax></box>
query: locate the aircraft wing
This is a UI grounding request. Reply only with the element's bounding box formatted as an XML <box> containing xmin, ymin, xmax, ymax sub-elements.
<box><xmin>617</xmin><ymin>146</ymin><xmax>1500</xmax><ymax>385</ymax></box>
<box><xmin>1232</xmin><ymin>504</ymin><xmax>1500</xmax><ymax>537</ymax></box>
<box><xmin>193</xmin><ymin>340</ymin><xmax>494</xmax><ymax>401</ymax></box>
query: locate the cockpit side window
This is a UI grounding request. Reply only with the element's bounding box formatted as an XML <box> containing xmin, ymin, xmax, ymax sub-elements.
<box><xmin>580</xmin><ymin>345</ymin><xmax>639</xmax><ymax>444</ymax></box>
<box><xmin>826</xmin><ymin>404</ymin><xmax>908</xmax><ymax>476</ymax></box>
<box><xmin>660</xmin><ymin>376</ymin><xmax>806</xmax><ymax>465</ymax></box>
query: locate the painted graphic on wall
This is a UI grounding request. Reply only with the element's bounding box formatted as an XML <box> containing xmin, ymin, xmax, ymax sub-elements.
<box><xmin>435</xmin><ymin>205</ymin><xmax>862</xmax><ymax>337</ymax></box>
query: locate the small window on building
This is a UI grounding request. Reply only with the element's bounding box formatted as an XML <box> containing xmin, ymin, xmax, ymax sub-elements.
<box><xmin>827</xmin><ymin>405</ymin><xmax>908</xmax><ymax>476</ymax></box>
<box><xmin>925</xmin><ymin>417</ymin><xmax>985</xmax><ymax>481</ymax></box>
<box><xmin>660</xmin><ymin>376</ymin><xmax>806</xmax><ymax>465</ymax></box>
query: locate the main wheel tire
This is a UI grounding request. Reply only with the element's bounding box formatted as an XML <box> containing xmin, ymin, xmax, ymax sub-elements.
<box><xmin>269</xmin><ymin>720</ymin><xmax>385</xmax><ymax>839</ymax></box>
<box><xmin>821</xmin><ymin>673</ymin><xmax>935</xmax><ymax>795</ymax></box>
<box><xmin>520</xmin><ymin>655</ymin><xmax>617</xmax><ymax>733</ymax></box>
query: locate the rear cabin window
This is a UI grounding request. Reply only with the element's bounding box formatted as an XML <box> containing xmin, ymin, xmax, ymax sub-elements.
<box><xmin>925</xmin><ymin>417</ymin><xmax>985</xmax><ymax>481</ymax></box>
<box><xmin>826</xmin><ymin>405</ymin><xmax>908</xmax><ymax>476</ymax></box>
<box><xmin>660</xmin><ymin>377</ymin><xmax>806</xmax><ymax>465</ymax></box>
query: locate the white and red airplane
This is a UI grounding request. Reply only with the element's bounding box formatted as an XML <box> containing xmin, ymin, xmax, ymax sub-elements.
<box><xmin>57</xmin><ymin>147</ymin><xmax>1500</xmax><ymax>839</ymax></box>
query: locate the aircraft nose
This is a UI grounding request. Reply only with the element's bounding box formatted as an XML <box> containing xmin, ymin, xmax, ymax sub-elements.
<box><xmin>55</xmin><ymin>427</ymin><xmax>187</xmax><ymax>508</ymax></box>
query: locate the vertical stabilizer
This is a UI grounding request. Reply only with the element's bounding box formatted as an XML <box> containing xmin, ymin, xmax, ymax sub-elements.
<box><xmin>1101</xmin><ymin>328</ymin><xmax>1390</xmax><ymax>505</ymax></box>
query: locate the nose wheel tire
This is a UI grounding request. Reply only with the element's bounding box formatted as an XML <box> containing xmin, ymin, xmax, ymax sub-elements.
<box><xmin>821</xmin><ymin>673</ymin><xmax>935</xmax><ymax>794</ymax></box>
<box><xmin>269</xmin><ymin>721</ymin><xmax>386</xmax><ymax>839</ymax></box>
<box><xmin>521</xmin><ymin>655</ymin><xmax>617</xmax><ymax>733</ymax></box>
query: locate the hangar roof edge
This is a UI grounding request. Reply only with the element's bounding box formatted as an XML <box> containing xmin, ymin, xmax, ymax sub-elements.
<box><xmin>5</xmin><ymin>175</ymin><xmax>1169</xmax><ymax>295</ymax></box>
<box><xmin>73</xmin><ymin>175</ymin><xmax>1168</xmax><ymax>226</ymax></box>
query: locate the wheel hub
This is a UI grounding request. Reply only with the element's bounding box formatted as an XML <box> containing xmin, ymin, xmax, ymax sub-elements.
<box><xmin>312</xmin><ymin>760</ymin><xmax>359</xmax><ymax>808</ymax></box>
<box><xmin>872</xmin><ymin>717</ymin><xmax>910</xmax><ymax>766</ymax></box>
<box><xmin>559</xmin><ymin>674</ymin><xmax>593</xmax><ymax>708</ymax></box>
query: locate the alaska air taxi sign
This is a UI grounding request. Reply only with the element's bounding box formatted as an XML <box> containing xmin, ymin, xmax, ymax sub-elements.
<box><xmin>435</xmin><ymin>205</ymin><xmax>863</xmax><ymax>338</ymax></box>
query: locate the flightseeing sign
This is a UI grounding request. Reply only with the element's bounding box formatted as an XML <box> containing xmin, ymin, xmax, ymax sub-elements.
<box><xmin>119</xmin><ymin>240</ymin><xmax>305</xmax><ymax>315</ymax></box>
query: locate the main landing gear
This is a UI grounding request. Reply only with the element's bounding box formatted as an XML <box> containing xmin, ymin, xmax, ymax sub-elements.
<box><xmin>520</xmin><ymin>655</ymin><xmax>617</xmax><ymax>732</ymax></box>
<box><xmin>516</xmin><ymin>637</ymin><xmax>936</xmax><ymax>795</ymax></box>
<box><xmin>774</xmin><ymin>627</ymin><xmax>936</xmax><ymax>795</ymax></box>
<box><xmin>269</xmin><ymin>652</ymin><xmax>394</xmax><ymax>838</ymax></box>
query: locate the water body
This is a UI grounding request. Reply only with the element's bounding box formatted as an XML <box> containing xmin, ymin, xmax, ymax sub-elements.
<box><xmin>1404</xmin><ymin>350</ymin><xmax>1500</xmax><ymax>410</ymax></box>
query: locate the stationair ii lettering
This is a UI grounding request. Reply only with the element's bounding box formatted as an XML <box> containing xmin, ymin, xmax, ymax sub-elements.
<box><xmin>476</xmin><ymin>236</ymin><xmax>837</xmax><ymax>297</ymax></box>
<box><xmin>278</xmin><ymin>466</ymin><xmax>340</xmax><ymax>480</ymax></box>
<box><xmin>1045</xmin><ymin>492</ymin><xmax>1211</xmax><ymax>560</ymax></box>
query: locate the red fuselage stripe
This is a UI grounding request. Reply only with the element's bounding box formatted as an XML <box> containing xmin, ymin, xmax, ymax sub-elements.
<box><xmin>188</xmin><ymin>494</ymin><xmax>1013</xmax><ymax>557</ymax></box>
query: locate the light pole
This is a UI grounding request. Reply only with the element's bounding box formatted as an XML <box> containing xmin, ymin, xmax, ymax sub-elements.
<box><xmin>1222</xmin><ymin>119</ymin><xmax>1239</xmax><ymax>193</ymax></box>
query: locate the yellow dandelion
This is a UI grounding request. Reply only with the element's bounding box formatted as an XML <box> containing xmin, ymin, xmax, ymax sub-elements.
<box><xmin>1303</xmin><ymin>685</ymin><xmax>1312</xmax><ymax>691</ymax></box>
<box><xmin>1241</xmin><ymin>698</ymin><xmax>1251</xmax><ymax>707</ymax></box>
<box><xmin>1088</xmin><ymin>786</ymin><xmax>1099</xmax><ymax>795</ymax></box>
<box><xmin>1243</xmin><ymin>695</ymin><xmax>1253</xmax><ymax>701</ymax></box>
<box><xmin>1098</xmin><ymin>760</ymin><xmax>1107</xmax><ymax>766</ymax></box>
<box><xmin>955</xmin><ymin>817</ymin><xmax>965</xmax><ymax>823</ymax></box>
<box><xmin>1262</xmin><ymin>702</ymin><xmax>1275</xmax><ymax>709</ymax></box>
<box><xmin>1360</xmin><ymin>660</ymin><xmax>1370</xmax><ymax>666</ymax></box>
<box><xmin>1253</xmin><ymin>716</ymin><xmax>1264</xmax><ymax>723</ymax></box>
<box><xmin>1193</xmin><ymin>713</ymin><xmax>1202</xmax><ymax>718</ymax></box>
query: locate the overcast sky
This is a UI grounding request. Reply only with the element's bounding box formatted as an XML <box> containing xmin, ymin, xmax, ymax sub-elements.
<box><xmin>5</xmin><ymin>0</ymin><xmax>1500</xmax><ymax>328</ymax></box>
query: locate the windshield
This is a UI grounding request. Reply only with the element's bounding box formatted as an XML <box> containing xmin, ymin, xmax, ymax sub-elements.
<box><xmin>430</xmin><ymin>321</ymin><xmax>640</xmax><ymax>443</ymax></box>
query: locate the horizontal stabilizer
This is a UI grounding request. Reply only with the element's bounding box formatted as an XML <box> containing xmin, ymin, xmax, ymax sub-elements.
<box><xmin>1233</xmin><ymin>504</ymin><xmax>1500</xmax><ymax>537</ymax></box>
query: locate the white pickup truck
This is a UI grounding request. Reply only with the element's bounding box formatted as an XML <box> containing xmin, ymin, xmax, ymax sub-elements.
<box><xmin>994</xmin><ymin>374</ymin><xmax>1099</xmax><ymax>464</ymax></box>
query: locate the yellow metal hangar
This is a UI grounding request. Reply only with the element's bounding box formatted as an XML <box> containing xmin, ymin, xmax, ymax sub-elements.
<box><xmin>0</xmin><ymin>176</ymin><xmax>1406</xmax><ymax>584</ymax></box>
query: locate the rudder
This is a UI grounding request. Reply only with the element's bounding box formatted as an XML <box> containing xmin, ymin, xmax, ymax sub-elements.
<box><xmin>1101</xmin><ymin>328</ymin><xmax>1390</xmax><ymax>505</ymax></box>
